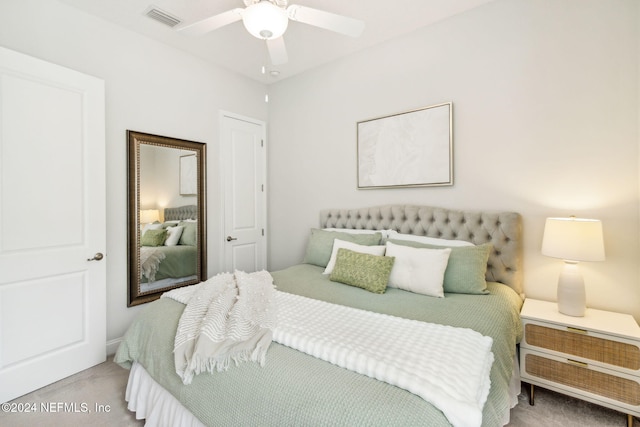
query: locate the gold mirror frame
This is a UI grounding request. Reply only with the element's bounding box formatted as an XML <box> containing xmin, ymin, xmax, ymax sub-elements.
<box><xmin>127</xmin><ymin>130</ymin><xmax>206</xmax><ymax>306</ymax></box>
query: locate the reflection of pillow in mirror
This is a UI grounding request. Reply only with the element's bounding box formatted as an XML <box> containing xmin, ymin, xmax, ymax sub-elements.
<box><xmin>141</xmin><ymin>229</ymin><xmax>167</xmax><ymax>247</ymax></box>
<box><xmin>178</xmin><ymin>221</ymin><xmax>197</xmax><ymax>246</ymax></box>
<box><xmin>165</xmin><ymin>226</ymin><xmax>184</xmax><ymax>246</ymax></box>
<box><xmin>162</xmin><ymin>221</ymin><xmax>180</xmax><ymax>228</ymax></box>
<box><xmin>142</xmin><ymin>222</ymin><xmax>162</xmax><ymax>236</ymax></box>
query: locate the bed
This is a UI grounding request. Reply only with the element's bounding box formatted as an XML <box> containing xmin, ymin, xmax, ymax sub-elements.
<box><xmin>139</xmin><ymin>205</ymin><xmax>198</xmax><ymax>292</ymax></box>
<box><xmin>116</xmin><ymin>204</ymin><xmax>524</xmax><ymax>427</ymax></box>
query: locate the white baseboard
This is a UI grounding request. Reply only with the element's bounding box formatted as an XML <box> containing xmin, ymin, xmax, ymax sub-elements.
<box><xmin>106</xmin><ymin>337</ymin><xmax>123</xmax><ymax>356</ymax></box>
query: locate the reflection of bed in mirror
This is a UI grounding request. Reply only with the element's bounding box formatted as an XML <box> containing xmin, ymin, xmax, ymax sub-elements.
<box><xmin>139</xmin><ymin>205</ymin><xmax>198</xmax><ymax>293</ymax></box>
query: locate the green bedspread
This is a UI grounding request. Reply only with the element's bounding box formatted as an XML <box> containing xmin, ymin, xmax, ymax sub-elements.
<box><xmin>115</xmin><ymin>264</ymin><xmax>523</xmax><ymax>427</ymax></box>
<box><xmin>140</xmin><ymin>245</ymin><xmax>197</xmax><ymax>283</ymax></box>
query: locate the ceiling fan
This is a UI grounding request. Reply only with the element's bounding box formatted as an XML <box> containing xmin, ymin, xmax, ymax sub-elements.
<box><xmin>177</xmin><ymin>0</ymin><xmax>365</xmax><ymax>66</ymax></box>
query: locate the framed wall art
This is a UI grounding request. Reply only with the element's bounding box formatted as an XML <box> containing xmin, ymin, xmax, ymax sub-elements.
<box><xmin>180</xmin><ymin>154</ymin><xmax>197</xmax><ymax>195</ymax></box>
<box><xmin>357</xmin><ymin>102</ymin><xmax>453</xmax><ymax>189</ymax></box>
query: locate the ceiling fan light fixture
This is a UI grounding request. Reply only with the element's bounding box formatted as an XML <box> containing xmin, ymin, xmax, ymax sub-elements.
<box><xmin>242</xmin><ymin>1</ymin><xmax>288</xmax><ymax>40</ymax></box>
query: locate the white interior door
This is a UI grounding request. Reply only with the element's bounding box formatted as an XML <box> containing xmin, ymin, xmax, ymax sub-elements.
<box><xmin>0</xmin><ymin>47</ymin><xmax>106</xmax><ymax>402</ymax></box>
<box><xmin>221</xmin><ymin>112</ymin><xmax>266</xmax><ymax>273</ymax></box>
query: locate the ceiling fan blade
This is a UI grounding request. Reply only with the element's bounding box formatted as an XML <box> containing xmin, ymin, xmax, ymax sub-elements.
<box><xmin>287</xmin><ymin>5</ymin><xmax>364</xmax><ymax>38</ymax></box>
<box><xmin>267</xmin><ymin>37</ymin><xmax>288</xmax><ymax>65</ymax></box>
<box><xmin>177</xmin><ymin>8</ymin><xmax>243</xmax><ymax>36</ymax></box>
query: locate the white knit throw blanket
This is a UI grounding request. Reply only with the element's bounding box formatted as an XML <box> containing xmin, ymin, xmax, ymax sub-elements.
<box><xmin>164</xmin><ymin>277</ymin><xmax>493</xmax><ymax>427</ymax></box>
<box><xmin>139</xmin><ymin>247</ymin><xmax>166</xmax><ymax>282</ymax></box>
<box><xmin>162</xmin><ymin>270</ymin><xmax>276</xmax><ymax>385</ymax></box>
<box><xmin>273</xmin><ymin>292</ymin><xmax>495</xmax><ymax>427</ymax></box>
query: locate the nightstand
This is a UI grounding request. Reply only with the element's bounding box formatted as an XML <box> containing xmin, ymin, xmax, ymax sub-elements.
<box><xmin>520</xmin><ymin>298</ymin><xmax>640</xmax><ymax>427</ymax></box>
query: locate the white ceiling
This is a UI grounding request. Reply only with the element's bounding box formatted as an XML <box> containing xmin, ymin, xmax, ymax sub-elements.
<box><xmin>59</xmin><ymin>0</ymin><xmax>496</xmax><ymax>84</ymax></box>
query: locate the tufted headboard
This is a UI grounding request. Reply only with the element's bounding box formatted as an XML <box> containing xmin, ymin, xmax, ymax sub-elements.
<box><xmin>164</xmin><ymin>205</ymin><xmax>198</xmax><ymax>221</ymax></box>
<box><xmin>320</xmin><ymin>205</ymin><xmax>523</xmax><ymax>295</ymax></box>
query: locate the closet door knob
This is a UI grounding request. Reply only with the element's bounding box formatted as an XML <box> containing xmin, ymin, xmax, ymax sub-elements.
<box><xmin>226</xmin><ymin>236</ymin><xmax>238</xmax><ymax>242</ymax></box>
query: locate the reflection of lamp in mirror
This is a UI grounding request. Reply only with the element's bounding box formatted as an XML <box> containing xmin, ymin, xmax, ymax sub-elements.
<box><xmin>541</xmin><ymin>217</ymin><xmax>605</xmax><ymax>317</ymax></box>
<box><xmin>140</xmin><ymin>209</ymin><xmax>160</xmax><ymax>226</ymax></box>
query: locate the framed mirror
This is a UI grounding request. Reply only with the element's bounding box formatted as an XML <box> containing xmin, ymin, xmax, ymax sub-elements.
<box><xmin>127</xmin><ymin>130</ymin><xmax>206</xmax><ymax>306</ymax></box>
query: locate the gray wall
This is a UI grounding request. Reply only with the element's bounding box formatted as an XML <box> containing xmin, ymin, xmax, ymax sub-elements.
<box><xmin>267</xmin><ymin>0</ymin><xmax>640</xmax><ymax>319</ymax></box>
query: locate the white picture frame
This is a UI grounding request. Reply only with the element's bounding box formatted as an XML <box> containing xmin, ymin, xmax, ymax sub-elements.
<box><xmin>357</xmin><ymin>102</ymin><xmax>453</xmax><ymax>189</ymax></box>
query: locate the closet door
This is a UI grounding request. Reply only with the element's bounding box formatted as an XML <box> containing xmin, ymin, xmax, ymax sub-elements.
<box><xmin>0</xmin><ymin>46</ymin><xmax>106</xmax><ymax>402</ymax></box>
<box><xmin>221</xmin><ymin>112</ymin><xmax>267</xmax><ymax>273</ymax></box>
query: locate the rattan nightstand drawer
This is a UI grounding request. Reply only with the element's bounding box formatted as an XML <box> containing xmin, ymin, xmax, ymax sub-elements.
<box><xmin>523</xmin><ymin>351</ymin><xmax>640</xmax><ymax>407</ymax></box>
<box><xmin>519</xmin><ymin>299</ymin><xmax>640</xmax><ymax>424</ymax></box>
<box><xmin>524</xmin><ymin>323</ymin><xmax>640</xmax><ymax>371</ymax></box>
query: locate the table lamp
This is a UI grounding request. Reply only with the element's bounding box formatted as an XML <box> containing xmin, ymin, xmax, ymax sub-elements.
<box><xmin>541</xmin><ymin>217</ymin><xmax>605</xmax><ymax>317</ymax></box>
<box><xmin>140</xmin><ymin>209</ymin><xmax>160</xmax><ymax>225</ymax></box>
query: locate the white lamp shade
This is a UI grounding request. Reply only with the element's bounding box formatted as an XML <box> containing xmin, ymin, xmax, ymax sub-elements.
<box><xmin>242</xmin><ymin>1</ymin><xmax>288</xmax><ymax>40</ymax></box>
<box><xmin>140</xmin><ymin>209</ymin><xmax>160</xmax><ymax>224</ymax></box>
<box><xmin>541</xmin><ymin>217</ymin><xmax>605</xmax><ymax>262</ymax></box>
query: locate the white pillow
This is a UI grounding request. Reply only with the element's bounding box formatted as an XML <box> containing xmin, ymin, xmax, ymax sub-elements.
<box><xmin>141</xmin><ymin>222</ymin><xmax>162</xmax><ymax>236</ymax></box>
<box><xmin>323</xmin><ymin>228</ymin><xmax>395</xmax><ymax>239</ymax></box>
<box><xmin>385</xmin><ymin>241</ymin><xmax>451</xmax><ymax>297</ymax></box>
<box><xmin>164</xmin><ymin>226</ymin><xmax>184</xmax><ymax>246</ymax></box>
<box><xmin>387</xmin><ymin>230</ymin><xmax>474</xmax><ymax>247</ymax></box>
<box><xmin>323</xmin><ymin>239</ymin><xmax>386</xmax><ymax>274</ymax></box>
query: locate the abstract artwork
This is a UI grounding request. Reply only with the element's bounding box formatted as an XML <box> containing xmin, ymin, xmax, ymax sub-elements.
<box><xmin>357</xmin><ymin>102</ymin><xmax>452</xmax><ymax>189</ymax></box>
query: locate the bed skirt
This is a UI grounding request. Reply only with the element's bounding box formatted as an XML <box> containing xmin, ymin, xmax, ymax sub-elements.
<box><xmin>509</xmin><ymin>354</ymin><xmax>521</xmax><ymax>414</ymax></box>
<box><xmin>126</xmin><ymin>362</ymin><xmax>204</xmax><ymax>427</ymax></box>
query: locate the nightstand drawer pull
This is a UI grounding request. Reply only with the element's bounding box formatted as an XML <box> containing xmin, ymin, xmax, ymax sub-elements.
<box><xmin>566</xmin><ymin>327</ymin><xmax>587</xmax><ymax>335</ymax></box>
<box><xmin>567</xmin><ymin>359</ymin><xmax>588</xmax><ymax>368</ymax></box>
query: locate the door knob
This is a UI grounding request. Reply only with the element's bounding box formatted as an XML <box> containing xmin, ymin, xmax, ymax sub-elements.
<box><xmin>226</xmin><ymin>236</ymin><xmax>238</xmax><ymax>242</ymax></box>
<box><xmin>87</xmin><ymin>252</ymin><xmax>104</xmax><ymax>261</ymax></box>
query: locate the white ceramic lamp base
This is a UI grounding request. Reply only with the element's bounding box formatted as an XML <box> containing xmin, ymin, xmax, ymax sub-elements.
<box><xmin>557</xmin><ymin>261</ymin><xmax>586</xmax><ymax>317</ymax></box>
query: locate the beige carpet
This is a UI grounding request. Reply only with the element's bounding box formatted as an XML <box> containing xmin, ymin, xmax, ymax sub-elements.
<box><xmin>0</xmin><ymin>357</ymin><xmax>143</xmax><ymax>427</ymax></box>
<box><xmin>0</xmin><ymin>356</ymin><xmax>635</xmax><ymax>426</ymax></box>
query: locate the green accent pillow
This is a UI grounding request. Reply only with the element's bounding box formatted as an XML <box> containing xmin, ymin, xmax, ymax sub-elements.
<box><xmin>303</xmin><ymin>229</ymin><xmax>382</xmax><ymax>267</ymax></box>
<box><xmin>141</xmin><ymin>229</ymin><xmax>167</xmax><ymax>247</ymax></box>
<box><xmin>329</xmin><ymin>248</ymin><xmax>395</xmax><ymax>294</ymax></box>
<box><xmin>178</xmin><ymin>222</ymin><xmax>197</xmax><ymax>246</ymax></box>
<box><xmin>388</xmin><ymin>239</ymin><xmax>492</xmax><ymax>294</ymax></box>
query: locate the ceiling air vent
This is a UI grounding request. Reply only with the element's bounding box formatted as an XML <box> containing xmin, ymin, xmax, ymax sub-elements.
<box><xmin>144</xmin><ymin>6</ymin><xmax>181</xmax><ymax>28</ymax></box>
